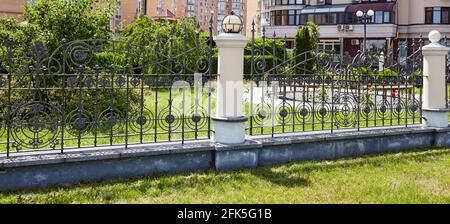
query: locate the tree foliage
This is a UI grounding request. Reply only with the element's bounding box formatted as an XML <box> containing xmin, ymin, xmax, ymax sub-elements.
<box><xmin>23</xmin><ymin>0</ymin><xmax>117</xmax><ymax>53</ymax></box>
<box><xmin>119</xmin><ymin>16</ymin><xmax>211</xmax><ymax>74</ymax></box>
<box><xmin>0</xmin><ymin>17</ymin><xmax>42</xmax><ymax>71</ymax></box>
<box><xmin>0</xmin><ymin>0</ymin><xmax>117</xmax><ymax>70</ymax></box>
<box><xmin>244</xmin><ymin>38</ymin><xmax>285</xmax><ymax>59</ymax></box>
<box><xmin>0</xmin><ymin>0</ymin><xmax>121</xmax><ymax>118</ymax></box>
<box><xmin>294</xmin><ymin>21</ymin><xmax>320</xmax><ymax>73</ymax></box>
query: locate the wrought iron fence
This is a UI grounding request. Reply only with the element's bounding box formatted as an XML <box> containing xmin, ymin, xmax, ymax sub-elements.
<box><xmin>0</xmin><ymin>25</ymin><xmax>215</xmax><ymax>157</ymax></box>
<box><xmin>0</xmin><ymin>22</ymin><xmax>433</xmax><ymax>157</ymax></box>
<box><xmin>246</xmin><ymin>26</ymin><xmax>424</xmax><ymax>137</ymax></box>
<box><xmin>443</xmin><ymin>35</ymin><xmax>450</xmax><ymax>121</ymax></box>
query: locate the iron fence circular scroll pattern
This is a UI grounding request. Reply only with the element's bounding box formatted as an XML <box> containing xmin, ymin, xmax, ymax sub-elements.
<box><xmin>247</xmin><ymin>26</ymin><xmax>424</xmax><ymax>136</ymax></box>
<box><xmin>1</xmin><ymin>20</ymin><xmax>215</xmax><ymax>155</ymax></box>
<box><xmin>10</xmin><ymin>101</ymin><xmax>61</xmax><ymax>150</ymax></box>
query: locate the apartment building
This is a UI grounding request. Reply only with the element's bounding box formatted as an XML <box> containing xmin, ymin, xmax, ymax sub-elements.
<box><xmin>218</xmin><ymin>0</ymin><xmax>246</xmax><ymax>34</ymax></box>
<box><xmin>122</xmin><ymin>0</ymin><xmax>246</xmax><ymax>35</ymax></box>
<box><xmin>264</xmin><ymin>0</ymin><xmax>450</xmax><ymax>57</ymax></box>
<box><xmin>111</xmin><ymin>0</ymin><xmax>246</xmax><ymax>35</ymax></box>
<box><xmin>246</xmin><ymin>0</ymin><xmax>260</xmax><ymax>38</ymax></box>
<box><xmin>188</xmin><ymin>0</ymin><xmax>218</xmax><ymax>32</ymax></box>
<box><xmin>0</xmin><ymin>0</ymin><xmax>25</xmax><ymax>17</ymax></box>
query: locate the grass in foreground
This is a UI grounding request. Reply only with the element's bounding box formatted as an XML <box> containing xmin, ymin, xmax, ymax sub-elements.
<box><xmin>0</xmin><ymin>148</ymin><xmax>449</xmax><ymax>204</ymax></box>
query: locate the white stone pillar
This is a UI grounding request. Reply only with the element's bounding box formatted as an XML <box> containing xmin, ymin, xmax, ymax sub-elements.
<box><xmin>422</xmin><ymin>30</ymin><xmax>450</xmax><ymax>128</ymax></box>
<box><xmin>212</xmin><ymin>33</ymin><xmax>249</xmax><ymax>144</ymax></box>
<box><xmin>379</xmin><ymin>52</ymin><xmax>385</xmax><ymax>72</ymax></box>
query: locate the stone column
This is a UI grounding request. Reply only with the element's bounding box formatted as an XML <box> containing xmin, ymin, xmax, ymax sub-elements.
<box><xmin>212</xmin><ymin>33</ymin><xmax>249</xmax><ymax>144</ymax></box>
<box><xmin>379</xmin><ymin>52</ymin><xmax>385</xmax><ymax>72</ymax></box>
<box><xmin>422</xmin><ymin>30</ymin><xmax>450</xmax><ymax>128</ymax></box>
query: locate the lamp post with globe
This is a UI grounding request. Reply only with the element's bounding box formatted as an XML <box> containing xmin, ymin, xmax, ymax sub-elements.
<box><xmin>356</xmin><ymin>9</ymin><xmax>374</xmax><ymax>52</ymax></box>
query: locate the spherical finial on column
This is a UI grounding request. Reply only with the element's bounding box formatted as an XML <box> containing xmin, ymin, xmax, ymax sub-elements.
<box><xmin>429</xmin><ymin>30</ymin><xmax>442</xmax><ymax>44</ymax></box>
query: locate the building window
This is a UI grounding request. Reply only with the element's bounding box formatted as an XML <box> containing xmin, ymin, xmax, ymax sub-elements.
<box><xmin>383</xmin><ymin>12</ymin><xmax>390</xmax><ymax>23</ymax></box>
<box><xmin>289</xmin><ymin>10</ymin><xmax>296</xmax><ymax>25</ymax></box>
<box><xmin>272</xmin><ymin>0</ymin><xmax>304</xmax><ymax>5</ymax></box>
<box><xmin>434</xmin><ymin>7</ymin><xmax>441</xmax><ymax>24</ymax></box>
<box><xmin>425</xmin><ymin>7</ymin><xmax>450</xmax><ymax>24</ymax></box>
<box><xmin>346</xmin><ymin>11</ymin><xmax>393</xmax><ymax>24</ymax></box>
<box><xmin>272</xmin><ymin>10</ymin><xmax>345</xmax><ymax>26</ymax></box>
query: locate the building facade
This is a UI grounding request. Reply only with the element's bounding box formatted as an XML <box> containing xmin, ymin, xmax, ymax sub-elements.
<box><xmin>264</xmin><ymin>0</ymin><xmax>450</xmax><ymax>57</ymax></box>
<box><xmin>116</xmin><ymin>0</ymin><xmax>247</xmax><ymax>35</ymax></box>
<box><xmin>0</xmin><ymin>0</ymin><xmax>25</xmax><ymax>17</ymax></box>
<box><xmin>187</xmin><ymin>0</ymin><xmax>218</xmax><ymax>32</ymax></box>
<box><xmin>218</xmin><ymin>0</ymin><xmax>247</xmax><ymax>35</ymax></box>
<box><xmin>245</xmin><ymin>0</ymin><xmax>260</xmax><ymax>38</ymax></box>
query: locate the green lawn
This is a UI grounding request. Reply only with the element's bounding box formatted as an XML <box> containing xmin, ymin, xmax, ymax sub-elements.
<box><xmin>1</xmin><ymin>148</ymin><xmax>449</xmax><ymax>204</ymax></box>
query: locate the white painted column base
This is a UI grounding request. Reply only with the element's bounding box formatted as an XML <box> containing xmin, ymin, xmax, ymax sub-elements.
<box><xmin>212</xmin><ymin>116</ymin><xmax>248</xmax><ymax>144</ymax></box>
<box><xmin>422</xmin><ymin>109</ymin><xmax>450</xmax><ymax>128</ymax></box>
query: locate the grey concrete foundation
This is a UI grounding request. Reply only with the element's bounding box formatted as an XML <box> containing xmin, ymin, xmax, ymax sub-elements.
<box><xmin>1</xmin><ymin>126</ymin><xmax>450</xmax><ymax>191</ymax></box>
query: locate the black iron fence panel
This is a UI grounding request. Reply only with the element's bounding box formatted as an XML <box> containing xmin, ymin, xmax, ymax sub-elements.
<box><xmin>444</xmin><ymin>36</ymin><xmax>450</xmax><ymax>121</ymax></box>
<box><xmin>246</xmin><ymin>27</ymin><xmax>424</xmax><ymax>137</ymax></box>
<box><xmin>446</xmin><ymin>49</ymin><xmax>450</xmax><ymax>121</ymax></box>
<box><xmin>0</xmin><ymin>26</ymin><xmax>215</xmax><ymax>157</ymax></box>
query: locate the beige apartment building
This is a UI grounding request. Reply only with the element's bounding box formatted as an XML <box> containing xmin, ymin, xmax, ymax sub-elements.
<box><xmin>264</xmin><ymin>0</ymin><xmax>450</xmax><ymax>57</ymax></box>
<box><xmin>0</xmin><ymin>0</ymin><xmax>25</xmax><ymax>17</ymax></box>
<box><xmin>119</xmin><ymin>0</ymin><xmax>246</xmax><ymax>35</ymax></box>
<box><xmin>246</xmin><ymin>0</ymin><xmax>261</xmax><ymax>37</ymax></box>
<box><xmin>116</xmin><ymin>0</ymin><xmax>186</xmax><ymax>27</ymax></box>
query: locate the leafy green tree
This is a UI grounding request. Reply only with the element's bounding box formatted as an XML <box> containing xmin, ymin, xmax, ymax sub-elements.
<box><xmin>1</xmin><ymin>0</ymin><xmax>118</xmax><ymax>71</ymax></box>
<box><xmin>119</xmin><ymin>16</ymin><xmax>210</xmax><ymax>74</ymax></box>
<box><xmin>294</xmin><ymin>21</ymin><xmax>320</xmax><ymax>74</ymax></box>
<box><xmin>23</xmin><ymin>0</ymin><xmax>117</xmax><ymax>53</ymax></box>
<box><xmin>244</xmin><ymin>38</ymin><xmax>285</xmax><ymax>59</ymax></box>
<box><xmin>0</xmin><ymin>17</ymin><xmax>41</xmax><ymax>72</ymax></box>
<box><xmin>0</xmin><ymin>0</ymin><xmax>125</xmax><ymax>129</ymax></box>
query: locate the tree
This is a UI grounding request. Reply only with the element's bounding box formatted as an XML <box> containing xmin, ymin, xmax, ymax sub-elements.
<box><xmin>0</xmin><ymin>17</ymin><xmax>41</xmax><ymax>72</ymax></box>
<box><xmin>0</xmin><ymin>0</ymin><xmax>123</xmax><ymax>129</ymax></box>
<box><xmin>23</xmin><ymin>0</ymin><xmax>117</xmax><ymax>53</ymax></box>
<box><xmin>244</xmin><ymin>38</ymin><xmax>285</xmax><ymax>59</ymax></box>
<box><xmin>294</xmin><ymin>21</ymin><xmax>320</xmax><ymax>74</ymax></box>
<box><xmin>119</xmin><ymin>16</ymin><xmax>211</xmax><ymax>74</ymax></box>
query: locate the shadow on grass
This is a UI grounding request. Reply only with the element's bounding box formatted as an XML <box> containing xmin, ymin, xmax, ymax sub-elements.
<box><xmin>249</xmin><ymin>148</ymin><xmax>449</xmax><ymax>188</ymax></box>
<box><xmin>250</xmin><ymin>167</ymin><xmax>311</xmax><ymax>188</ymax></box>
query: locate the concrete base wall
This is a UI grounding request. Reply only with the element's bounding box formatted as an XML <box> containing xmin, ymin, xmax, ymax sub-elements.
<box><xmin>1</xmin><ymin>126</ymin><xmax>449</xmax><ymax>191</ymax></box>
<box><xmin>0</xmin><ymin>151</ymin><xmax>212</xmax><ymax>191</ymax></box>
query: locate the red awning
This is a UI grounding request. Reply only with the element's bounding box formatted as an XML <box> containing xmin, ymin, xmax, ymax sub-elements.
<box><xmin>346</xmin><ymin>2</ymin><xmax>396</xmax><ymax>13</ymax></box>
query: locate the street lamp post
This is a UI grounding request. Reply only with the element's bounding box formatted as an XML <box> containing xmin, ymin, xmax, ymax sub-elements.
<box><xmin>356</xmin><ymin>10</ymin><xmax>374</xmax><ymax>52</ymax></box>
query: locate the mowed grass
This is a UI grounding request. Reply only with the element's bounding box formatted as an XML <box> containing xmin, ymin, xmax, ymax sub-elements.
<box><xmin>0</xmin><ymin>148</ymin><xmax>449</xmax><ymax>204</ymax></box>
